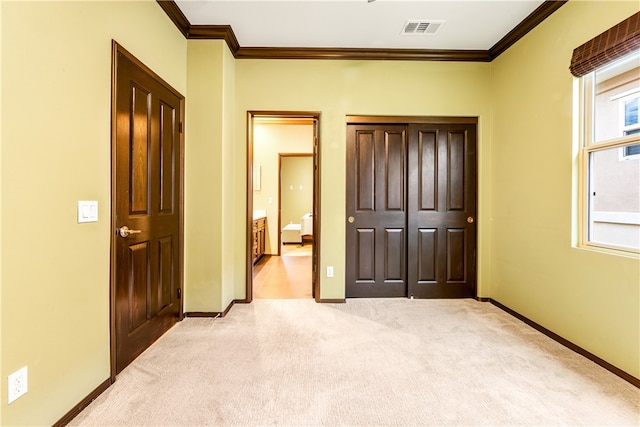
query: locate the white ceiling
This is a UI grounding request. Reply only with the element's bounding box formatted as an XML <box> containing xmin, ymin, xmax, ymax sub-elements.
<box><xmin>175</xmin><ymin>0</ymin><xmax>546</xmax><ymax>50</ymax></box>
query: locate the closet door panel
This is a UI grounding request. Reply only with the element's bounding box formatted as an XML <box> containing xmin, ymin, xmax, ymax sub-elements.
<box><xmin>346</xmin><ymin>125</ymin><xmax>407</xmax><ymax>297</ymax></box>
<box><xmin>408</xmin><ymin>123</ymin><xmax>477</xmax><ymax>298</ymax></box>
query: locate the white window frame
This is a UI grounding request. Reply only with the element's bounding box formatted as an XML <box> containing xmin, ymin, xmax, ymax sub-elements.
<box><xmin>578</xmin><ymin>59</ymin><xmax>640</xmax><ymax>255</ymax></box>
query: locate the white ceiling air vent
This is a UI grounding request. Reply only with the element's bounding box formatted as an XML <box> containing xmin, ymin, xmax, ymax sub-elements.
<box><xmin>401</xmin><ymin>20</ymin><xmax>444</xmax><ymax>36</ymax></box>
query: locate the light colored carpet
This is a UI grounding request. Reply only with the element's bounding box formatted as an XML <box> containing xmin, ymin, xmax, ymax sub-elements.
<box><xmin>70</xmin><ymin>299</ymin><xmax>640</xmax><ymax>426</ymax></box>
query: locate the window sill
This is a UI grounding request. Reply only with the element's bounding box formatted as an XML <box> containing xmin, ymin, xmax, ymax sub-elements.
<box><xmin>575</xmin><ymin>243</ymin><xmax>640</xmax><ymax>259</ymax></box>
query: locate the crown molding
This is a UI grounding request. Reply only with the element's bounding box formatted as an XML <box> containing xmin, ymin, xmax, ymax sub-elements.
<box><xmin>188</xmin><ymin>25</ymin><xmax>241</xmax><ymax>53</ymax></box>
<box><xmin>157</xmin><ymin>0</ymin><xmax>567</xmax><ymax>62</ymax></box>
<box><xmin>157</xmin><ymin>0</ymin><xmax>189</xmax><ymax>38</ymax></box>
<box><xmin>489</xmin><ymin>0</ymin><xmax>568</xmax><ymax>59</ymax></box>
<box><xmin>235</xmin><ymin>47</ymin><xmax>491</xmax><ymax>62</ymax></box>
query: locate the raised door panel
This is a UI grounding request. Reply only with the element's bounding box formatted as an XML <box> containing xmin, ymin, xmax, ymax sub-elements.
<box><xmin>446</xmin><ymin>229</ymin><xmax>466</xmax><ymax>283</ymax></box>
<box><xmin>130</xmin><ymin>85</ymin><xmax>151</xmax><ymax>215</ymax></box>
<box><xmin>356</xmin><ymin>131</ymin><xmax>375</xmax><ymax>212</ymax></box>
<box><xmin>158</xmin><ymin>236</ymin><xmax>174</xmax><ymax>313</ymax></box>
<box><xmin>417</xmin><ymin>228</ymin><xmax>437</xmax><ymax>283</ymax></box>
<box><xmin>128</xmin><ymin>242</ymin><xmax>150</xmax><ymax>331</ymax></box>
<box><xmin>447</xmin><ymin>131</ymin><xmax>466</xmax><ymax>212</ymax></box>
<box><xmin>159</xmin><ymin>102</ymin><xmax>176</xmax><ymax>215</ymax></box>
<box><xmin>419</xmin><ymin>131</ymin><xmax>437</xmax><ymax>211</ymax></box>
<box><xmin>356</xmin><ymin>228</ymin><xmax>375</xmax><ymax>282</ymax></box>
<box><xmin>384</xmin><ymin>228</ymin><xmax>405</xmax><ymax>282</ymax></box>
<box><xmin>384</xmin><ymin>131</ymin><xmax>406</xmax><ymax>211</ymax></box>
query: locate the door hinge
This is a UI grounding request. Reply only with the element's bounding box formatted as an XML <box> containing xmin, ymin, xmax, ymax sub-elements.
<box><xmin>177</xmin><ymin>288</ymin><xmax>182</xmax><ymax>299</ymax></box>
<box><xmin>179</xmin><ymin>122</ymin><xmax>184</xmax><ymax>134</ymax></box>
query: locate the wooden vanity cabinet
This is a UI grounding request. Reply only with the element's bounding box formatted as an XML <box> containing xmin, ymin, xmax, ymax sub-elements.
<box><xmin>252</xmin><ymin>217</ymin><xmax>266</xmax><ymax>264</ymax></box>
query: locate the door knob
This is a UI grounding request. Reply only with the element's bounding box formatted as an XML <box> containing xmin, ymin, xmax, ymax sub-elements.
<box><xmin>348</xmin><ymin>216</ymin><xmax>355</xmax><ymax>223</ymax></box>
<box><xmin>118</xmin><ymin>226</ymin><xmax>142</xmax><ymax>238</ymax></box>
<box><xmin>467</xmin><ymin>217</ymin><xmax>474</xmax><ymax>224</ymax></box>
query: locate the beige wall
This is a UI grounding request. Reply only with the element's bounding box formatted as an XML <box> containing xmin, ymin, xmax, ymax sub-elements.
<box><xmin>0</xmin><ymin>0</ymin><xmax>4</xmax><ymax>414</ymax></box>
<box><xmin>184</xmin><ymin>39</ymin><xmax>237</xmax><ymax>313</ymax></box>
<box><xmin>234</xmin><ymin>60</ymin><xmax>493</xmax><ymax>300</ymax></box>
<box><xmin>0</xmin><ymin>1</ymin><xmax>187</xmax><ymax>424</ymax></box>
<box><xmin>184</xmin><ymin>40</ymin><xmax>224</xmax><ymax>313</ymax></box>
<box><xmin>489</xmin><ymin>0</ymin><xmax>639</xmax><ymax>378</ymax></box>
<box><xmin>281</xmin><ymin>156</ymin><xmax>313</xmax><ymax>228</ymax></box>
<box><xmin>253</xmin><ymin>123</ymin><xmax>313</xmax><ymax>254</ymax></box>
<box><xmin>221</xmin><ymin>42</ymin><xmax>237</xmax><ymax>308</ymax></box>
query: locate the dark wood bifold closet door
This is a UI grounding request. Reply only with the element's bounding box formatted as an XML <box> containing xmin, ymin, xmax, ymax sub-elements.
<box><xmin>407</xmin><ymin>124</ymin><xmax>477</xmax><ymax>298</ymax></box>
<box><xmin>346</xmin><ymin>125</ymin><xmax>408</xmax><ymax>297</ymax></box>
<box><xmin>345</xmin><ymin>119</ymin><xmax>477</xmax><ymax>299</ymax></box>
<box><xmin>113</xmin><ymin>46</ymin><xmax>184</xmax><ymax>374</ymax></box>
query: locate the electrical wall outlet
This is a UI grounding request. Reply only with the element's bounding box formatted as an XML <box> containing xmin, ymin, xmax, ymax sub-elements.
<box><xmin>8</xmin><ymin>366</ymin><xmax>28</xmax><ymax>404</ymax></box>
<box><xmin>327</xmin><ymin>266</ymin><xmax>334</xmax><ymax>278</ymax></box>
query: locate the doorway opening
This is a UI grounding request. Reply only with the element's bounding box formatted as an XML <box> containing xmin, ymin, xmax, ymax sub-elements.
<box><xmin>246</xmin><ymin>112</ymin><xmax>321</xmax><ymax>302</ymax></box>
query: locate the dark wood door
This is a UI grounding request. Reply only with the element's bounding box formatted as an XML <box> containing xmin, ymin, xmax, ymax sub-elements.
<box><xmin>345</xmin><ymin>119</ymin><xmax>477</xmax><ymax>299</ymax></box>
<box><xmin>346</xmin><ymin>125</ymin><xmax>407</xmax><ymax>297</ymax></box>
<box><xmin>407</xmin><ymin>124</ymin><xmax>477</xmax><ymax>298</ymax></box>
<box><xmin>113</xmin><ymin>44</ymin><xmax>184</xmax><ymax>374</ymax></box>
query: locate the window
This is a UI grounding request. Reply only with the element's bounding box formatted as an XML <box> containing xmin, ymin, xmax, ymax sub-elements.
<box><xmin>623</xmin><ymin>97</ymin><xmax>638</xmax><ymax>135</ymax></box>
<box><xmin>621</xmin><ymin>94</ymin><xmax>640</xmax><ymax>161</ymax></box>
<box><xmin>624</xmin><ymin>143</ymin><xmax>640</xmax><ymax>156</ymax></box>
<box><xmin>579</xmin><ymin>50</ymin><xmax>640</xmax><ymax>253</ymax></box>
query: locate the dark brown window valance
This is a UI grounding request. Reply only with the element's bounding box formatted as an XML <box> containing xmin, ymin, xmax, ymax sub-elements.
<box><xmin>570</xmin><ymin>12</ymin><xmax>640</xmax><ymax>77</ymax></box>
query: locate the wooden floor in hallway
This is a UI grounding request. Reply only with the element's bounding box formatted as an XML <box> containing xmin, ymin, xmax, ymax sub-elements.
<box><xmin>254</xmin><ymin>244</ymin><xmax>312</xmax><ymax>299</ymax></box>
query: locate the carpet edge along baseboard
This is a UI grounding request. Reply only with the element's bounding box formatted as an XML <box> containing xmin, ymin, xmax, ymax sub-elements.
<box><xmin>489</xmin><ymin>298</ymin><xmax>639</xmax><ymax>389</ymax></box>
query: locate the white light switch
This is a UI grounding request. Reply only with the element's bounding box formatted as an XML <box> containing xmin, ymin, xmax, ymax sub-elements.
<box><xmin>78</xmin><ymin>201</ymin><xmax>98</xmax><ymax>223</ymax></box>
